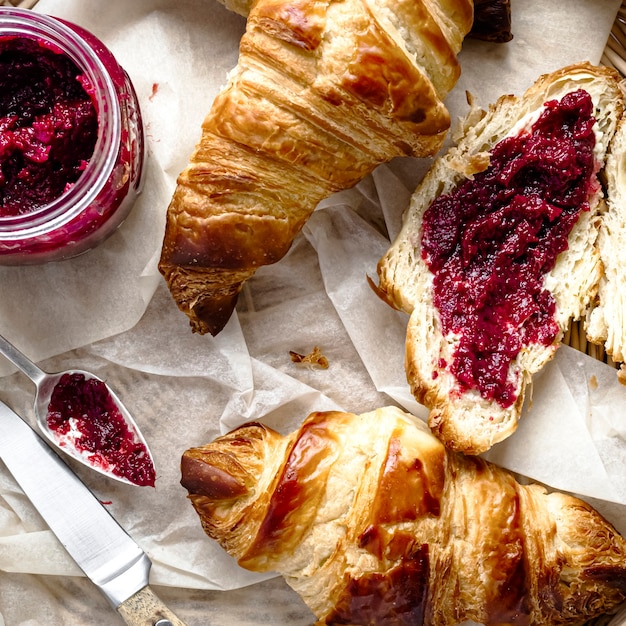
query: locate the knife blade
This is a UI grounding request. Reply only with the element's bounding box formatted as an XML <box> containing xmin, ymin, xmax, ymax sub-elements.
<box><xmin>0</xmin><ymin>399</ymin><xmax>186</xmax><ymax>626</ymax></box>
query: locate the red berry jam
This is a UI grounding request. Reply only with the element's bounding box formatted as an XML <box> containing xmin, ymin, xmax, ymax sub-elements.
<box><xmin>421</xmin><ymin>89</ymin><xmax>597</xmax><ymax>408</ymax></box>
<box><xmin>0</xmin><ymin>37</ymin><xmax>98</xmax><ymax>216</ymax></box>
<box><xmin>46</xmin><ymin>372</ymin><xmax>156</xmax><ymax>487</ymax></box>
<box><xmin>0</xmin><ymin>8</ymin><xmax>144</xmax><ymax>264</ymax></box>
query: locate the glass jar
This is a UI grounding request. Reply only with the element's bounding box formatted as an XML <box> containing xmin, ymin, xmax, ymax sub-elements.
<box><xmin>0</xmin><ymin>8</ymin><xmax>144</xmax><ymax>264</ymax></box>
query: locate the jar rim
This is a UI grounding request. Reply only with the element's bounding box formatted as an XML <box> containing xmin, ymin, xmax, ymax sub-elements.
<box><xmin>0</xmin><ymin>8</ymin><xmax>122</xmax><ymax>240</ymax></box>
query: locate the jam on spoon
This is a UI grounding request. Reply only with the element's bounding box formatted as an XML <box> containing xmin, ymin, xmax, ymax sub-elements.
<box><xmin>46</xmin><ymin>372</ymin><xmax>156</xmax><ymax>487</ymax></box>
<box><xmin>0</xmin><ymin>333</ymin><xmax>155</xmax><ymax>487</ymax></box>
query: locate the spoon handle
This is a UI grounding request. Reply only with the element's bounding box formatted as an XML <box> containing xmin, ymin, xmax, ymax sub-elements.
<box><xmin>0</xmin><ymin>334</ymin><xmax>47</xmax><ymax>385</ymax></box>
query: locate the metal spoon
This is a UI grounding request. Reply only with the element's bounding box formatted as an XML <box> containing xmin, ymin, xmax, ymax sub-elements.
<box><xmin>0</xmin><ymin>333</ymin><xmax>155</xmax><ymax>487</ymax></box>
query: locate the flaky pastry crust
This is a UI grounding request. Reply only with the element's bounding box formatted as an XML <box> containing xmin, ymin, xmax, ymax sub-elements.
<box><xmin>181</xmin><ymin>406</ymin><xmax>626</xmax><ymax>625</ymax></box>
<box><xmin>159</xmin><ymin>0</ymin><xmax>474</xmax><ymax>334</ymax></box>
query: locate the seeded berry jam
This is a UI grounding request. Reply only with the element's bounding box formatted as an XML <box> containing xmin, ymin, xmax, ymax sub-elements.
<box><xmin>0</xmin><ymin>8</ymin><xmax>144</xmax><ymax>264</ymax></box>
<box><xmin>421</xmin><ymin>89</ymin><xmax>597</xmax><ymax>407</ymax></box>
<box><xmin>0</xmin><ymin>37</ymin><xmax>98</xmax><ymax>216</ymax></box>
<box><xmin>46</xmin><ymin>372</ymin><xmax>156</xmax><ymax>487</ymax></box>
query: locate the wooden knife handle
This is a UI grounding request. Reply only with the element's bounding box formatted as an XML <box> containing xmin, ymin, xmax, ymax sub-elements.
<box><xmin>116</xmin><ymin>585</ymin><xmax>187</xmax><ymax>626</ymax></box>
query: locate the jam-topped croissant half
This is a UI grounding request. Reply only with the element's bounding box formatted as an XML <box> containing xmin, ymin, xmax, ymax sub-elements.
<box><xmin>376</xmin><ymin>63</ymin><xmax>625</xmax><ymax>455</ymax></box>
<box><xmin>181</xmin><ymin>406</ymin><xmax>626</xmax><ymax>625</ymax></box>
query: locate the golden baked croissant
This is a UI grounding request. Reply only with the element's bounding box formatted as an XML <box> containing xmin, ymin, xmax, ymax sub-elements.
<box><xmin>181</xmin><ymin>406</ymin><xmax>626</xmax><ymax>625</ymax></box>
<box><xmin>159</xmin><ymin>0</ymin><xmax>475</xmax><ymax>335</ymax></box>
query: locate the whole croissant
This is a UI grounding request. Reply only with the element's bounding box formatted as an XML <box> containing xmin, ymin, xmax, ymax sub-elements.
<box><xmin>159</xmin><ymin>0</ymin><xmax>474</xmax><ymax>335</ymax></box>
<box><xmin>181</xmin><ymin>406</ymin><xmax>626</xmax><ymax>625</ymax></box>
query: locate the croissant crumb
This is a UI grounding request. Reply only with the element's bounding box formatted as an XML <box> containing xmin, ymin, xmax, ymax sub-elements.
<box><xmin>289</xmin><ymin>346</ymin><xmax>329</xmax><ymax>369</ymax></box>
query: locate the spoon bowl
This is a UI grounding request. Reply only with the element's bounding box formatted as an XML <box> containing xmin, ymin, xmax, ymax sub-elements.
<box><xmin>0</xmin><ymin>333</ymin><xmax>155</xmax><ymax>487</ymax></box>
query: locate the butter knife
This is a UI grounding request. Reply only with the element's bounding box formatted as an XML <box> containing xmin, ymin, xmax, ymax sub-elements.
<box><xmin>0</xmin><ymin>399</ymin><xmax>186</xmax><ymax>626</ymax></box>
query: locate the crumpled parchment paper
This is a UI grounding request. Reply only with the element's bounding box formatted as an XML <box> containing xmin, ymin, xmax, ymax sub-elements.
<box><xmin>0</xmin><ymin>0</ymin><xmax>624</xmax><ymax>624</ymax></box>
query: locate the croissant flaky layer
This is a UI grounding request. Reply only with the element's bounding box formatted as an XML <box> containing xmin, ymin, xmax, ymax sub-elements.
<box><xmin>181</xmin><ymin>406</ymin><xmax>626</xmax><ymax>625</ymax></box>
<box><xmin>159</xmin><ymin>0</ymin><xmax>474</xmax><ymax>335</ymax></box>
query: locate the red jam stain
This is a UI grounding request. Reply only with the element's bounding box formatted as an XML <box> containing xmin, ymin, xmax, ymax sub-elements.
<box><xmin>0</xmin><ymin>36</ymin><xmax>98</xmax><ymax>216</ymax></box>
<box><xmin>421</xmin><ymin>89</ymin><xmax>597</xmax><ymax>407</ymax></box>
<box><xmin>46</xmin><ymin>373</ymin><xmax>155</xmax><ymax>487</ymax></box>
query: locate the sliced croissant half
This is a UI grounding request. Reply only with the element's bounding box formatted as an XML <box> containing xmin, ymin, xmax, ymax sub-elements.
<box><xmin>376</xmin><ymin>63</ymin><xmax>625</xmax><ymax>454</ymax></box>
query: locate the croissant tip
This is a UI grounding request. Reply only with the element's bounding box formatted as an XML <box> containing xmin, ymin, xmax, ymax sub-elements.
<box><xmin>189</xmin><ymin>315</ymin><xmax>227</xmax><ymax>337</ymax></box>
<box><xmin>189</xmin><ymin>308</ymin><xmax>234</xmax><ymax>337</ymax></box>
<box><xmin>180</xmin><ymin>452</ymin><xmax>250</xmax><ymax>499</ymax></box>
<box><xmin>158</xmin><ymin>260</ymin><xmax>240</xmax><ymax>336</ymax></box>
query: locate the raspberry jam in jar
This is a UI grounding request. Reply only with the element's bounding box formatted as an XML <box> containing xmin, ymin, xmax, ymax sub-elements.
<box><xmin>0</xmin><ymin>8</ymin><xmax>144</xmax><ymax>264</ymax></box>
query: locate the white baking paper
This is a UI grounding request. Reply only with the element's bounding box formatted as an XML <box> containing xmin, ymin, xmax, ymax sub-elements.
<box><xmin>0</xmin><ymin>0</ymin><xmax>625</xmax><ymax>624</ymax></box>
